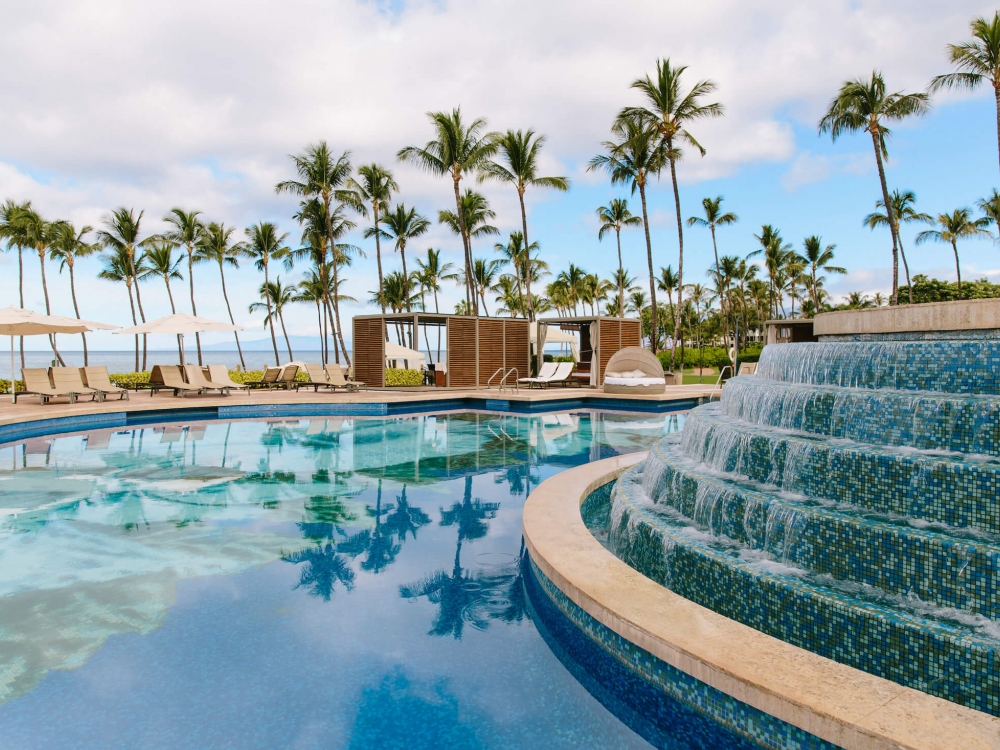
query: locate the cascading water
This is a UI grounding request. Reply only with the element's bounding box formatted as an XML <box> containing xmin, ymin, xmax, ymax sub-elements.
<box><xmin>596</xmin><ymin>339</ymin><xmax>1000</xmax><ymax>717</ymax></box>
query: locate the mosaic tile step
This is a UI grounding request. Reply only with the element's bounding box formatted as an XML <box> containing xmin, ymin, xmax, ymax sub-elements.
<box><xmin>602</xmin><ymin>466</ymin><xmax>1000</xmax><ymax>717</ymax></box>
<box><xmin>755</xmin><ymin>340</ymin><xmax>1000</xmax><ymax>394</ymax></box>
<box><xmin>641</xmin><ymin>439</ymin><xmax>1000</xmax><ymax>618</ymax></box>
<box><xmin>681</xmin><ymin>405</ymin><xmax>1000</xmax><ymax>535</ymax></box>
<box><xmin>721</xmin><ymin>376</ymin><xmax>1000</xmax><ymax>456</ymax></box>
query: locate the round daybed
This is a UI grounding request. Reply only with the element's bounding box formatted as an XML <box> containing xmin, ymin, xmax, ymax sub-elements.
<box><xmin>602</xmin><ymin>347</ymin><xmax>666</xmax><ymax>394</ymax></box>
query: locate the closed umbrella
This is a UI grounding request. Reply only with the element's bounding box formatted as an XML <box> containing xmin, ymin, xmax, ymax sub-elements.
<box><xmin>0</xmin><ymin>306</ymin><xmax>118</xmax><ymax>401</ymax></box>
<box><xmin>113</xmin><ymin>313</ymin><xmax>243</xmax><ymax>364</ymax></box>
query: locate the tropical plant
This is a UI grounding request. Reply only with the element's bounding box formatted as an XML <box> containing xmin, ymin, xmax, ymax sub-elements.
<box><xmin>656</xmin><ymin>265</ymin><xmax>678</xmax><ymax>349</ymax></box>
<box><xmin>244</xmin><ymin>222</ymin><xmax>291</xmax><ymax>365</ymax></box>
<box><xmin>916</xmin><ymin>209</ymin><xmax>993</xmax><ymax>297</ymax></box>
<box><xmin>19</xmin><ymin>208</ymin><xmax>69</xmax><ymax>364</ymax></box>
<box><xmin>480</xmin><ymin>129</ymin><xmax>569</xmax><ymax>319</ymax></box>
<box><xmin>863</xmin><ymin>190</ymin><xmax>932</xmax><ymax>303</ymax></box>
<box><xmin>0</xmin><ymin>200</ymin><xmax>31</xmax><ymax>367</ymax></box>
<box><xmin>141</xmin><ymin>241</ymin><xmax>185</xmax><ymax>358</ymax></box>
<box><xmin>978</xmin><ymin>189</ymin><xmax>1000</xmax><ymax>234</ymax></box>
<box><xmin>596</xmin><ymin>198</ymin><xmax>643</xmax><ymax>318</ymax></box>
<box><xmin>621</xmin><ymin>58</ymin><xmax>724</xmax><ymax>369</ymax></box>
<box><xmin>162</xmin><ymin>208</ymin><xmax>206</xmax><ymax>363</ymax></box>
<box><xmin>687</xmin><ymin>196</ymin><xmax>738</xmax><ymax>278</ymax></box>
<box><xmin>492</xmin><ymin>230</ymin><xmax>538</xmax><ymax>314</ymax></box>
<box><xmin>398</xmin><ymin>108</ymin><xmax>500</xmax><ymax>313</ymax></box>
<box><xmin>250</xmin><ymin>277</ymin><xmax>296</xmax><ymax>361</ymax></box>
<box><xmin>588</xmin><ymin>119</ymin><xmax>665</xmax><ymax>351</ymax></box>
<box><xmin>342</xmin><ymin>163</ymin><xmax>398</xmax><ymax>312</ymax></box>
<box><xmin>415</xmin><ymin>248</ymin><xmax>457</xmax><ymax>361</ymax></box>
<box><xmin>819</xmin><ymin>71</ymin><xmax>929</xmax><ymax>304</ymax></box>
<box><xmin>468</xmin><ymin>257</ymin><xmax>503</xmax><ymax>316</ymax></box>
<box><xmin>930</xmin><ymin>13</ymin><xmax>1000</xmax><ymax>176</ymax></box>
<box><xmin>801</xmin><ymin>236</ymin><xmax>846</xmax><ymax>313</ymax></box>
<box><xmin>98</xmin><ymin>246</ymin><xmax>143</xmax><ymax>364</ymax></box>
<box><xmin>372</xmin><ymin>203</ymin><xmax>429</xmax><ymax>316</ymax></box>
<box><xmin>198</xmin><ymin>222</ymin><xmax>247</xmax><ymax>369</ymax></box>
<box><xmin>438</xmin><ymin>189</ymin><xmax>500</xmax><ymax>289</ymax></box>
<box><xmin>50</xmin><ymin>221</ymin><xmax>98</xmax><ymax>364</ymax></box>
<box><xmin>98</xmin><ymin>208</ymin><xmax>148</xmax><ymax>371</ymax></box>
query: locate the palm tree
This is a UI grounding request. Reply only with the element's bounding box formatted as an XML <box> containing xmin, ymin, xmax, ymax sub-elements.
<box><xmin>295</xmin><ymin>272</ymin><xmax>329</xmax><ymax>355</ymax></box>
<box><xmin>162</xmin><ymin>209</ymin><xmax>206</xmax><ymax>363</ymax></box>
<box><xmin>373</xmin><ymin>204</ymin><xmax>430</xmax><ymax>317</ymax></box>
<box><xmin>819</xmin><ymin>71</ymin><xmax>929</xmax><ymax>305</ymax></box>
<box><xmin>20</xmin><ymin>209</ymin><xmax>68</xmax><ymax>364</ymax></box>
<box><xmin>415</xmin><ymin>248</ymin><xmax>456</xmax><ymax>361</ymax></box>
<box><xmin>250</xmin><ymin>278</ymin><xmax>295</xmax><ymax>361</ymax></box>
<box><xmin>398</xmin><ymin>108</ymin><xmax>500</xmax><ymax>313</ymax></box>
<box><xmin>275</xmin><ymin>142</ymin><xmax>354</xmax><ymax>364</ymax></box>
<box><xmin>687</xmin><ymin>196</ymin><xmax>738</xmax><ymax>277</ymax></box>
<box><xmin>656</xmin><ymin>265</ymin><xmax>678</xmax><ymax>350</ymax></box>
<box><xmin>342</xmin><ymin>163</ymin><xmax>398</xmax><ymax>312</ymax></box>
<box><xmin>596</xmin><ymin>199</ymin><xmax>643</xmax><ymax>318</ymax></box>
<box><xmin>493</xmin><ymin>231</ymin><xmax>538</xmax><ymax>314</ymax></box>
<box><xmin>977</xmin><ymin>189</ymin><xmax>1000</xmax><ymax>234</ymax></box>
<box><xmin>801</xmin><ymin>237</ymin><xmax>846</xmax><ymax>313</ymax></box>
<box><xmin>555</xmin><ymin>264</ymin><xmax>588</xmax><ymax>315</ymax></box>
<box><xmin>468</xmin><ymin>257</ymin><xmax>503</xmax><ymax>316</ymax></box>
<box><xmin>245</xmin><ymin>222</ymin><xmax>291</xmax><ymax>365</ymax></box>
<box><xmin>98</xmin><ymin>247</ymin><xmax>142</xmax><ymax>365</ymax></box>
<box><xmin>916</xmin><ymin>209</ymin><xmax>993</xmax><ymax>297</ymax></box>
<box><xmin>439</xmin><ymin>190</ymin><xmax>500</xmax><ymax>290</ymax></box>
<box><xmin>930</xmin><ymin>13</ymin><xmax>1000</xmax><ymax>176</ymax></box>
<box><xmin>621</xmin><ymin>59</ymin><xmax>724</xmax><ymax>368</ymax></box>
<box><xmin>50</xmin><ymin>222</ymin><xmax>98</xmax><ymax>364</ymax></box>
<box><xmin>480</xmin><ymin>129</ymin><xmax>569</xmax><ymax>320</ymax></box>
<box><xmin>98</xmin><ymin>208</ymin><xmax>148</xmax><ymax>370</ymax></box>
<box><xmin>751</xmin><ymin>225</ymin><xmax>793</xmax><ymax>318</ymax></box>
<box><xmin>0</xmin><ymin>200</ymin><xmax>32</xmax><ymax>368</ymax></box>
<box><xmin>588</xmin><ymin>119</ymin><xmax>665</xmax><ymax>352</ymax></box>
<box><xmin>685</xmin><ymin>283</ymin><xmax>712</xmax><ymax>381</ymax></box>
<box><xmin>198</xmin><ymin>222</ymin><xmax>247</xmax><ymax>370</ymax></box>
<box><xmin>141</xmin><ymin>241</ymin><xmax>184</xmax><ymax>360</ymax></box>
<box><xmin>863</xmin><ymin>190</ymin><xmax>932</xmax><ymax>303</ymax></box>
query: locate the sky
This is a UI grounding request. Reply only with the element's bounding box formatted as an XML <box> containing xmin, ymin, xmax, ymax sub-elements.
<box><xmin>1</xmin><ymin>0</ymin><xmax>998</xmax><ymax>350</ymax></box>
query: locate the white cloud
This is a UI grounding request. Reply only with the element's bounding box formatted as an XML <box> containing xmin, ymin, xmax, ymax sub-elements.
<box><xmin>781</xmin><ymin>151</ymin><xmax>871</xmax><ymax>190</ymax></box>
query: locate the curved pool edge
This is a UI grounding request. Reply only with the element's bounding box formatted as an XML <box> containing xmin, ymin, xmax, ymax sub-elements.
<box><xmin>521</xmin><ymin>453</ymin><xmax>1000</xmax><ymax>750</ymax></box>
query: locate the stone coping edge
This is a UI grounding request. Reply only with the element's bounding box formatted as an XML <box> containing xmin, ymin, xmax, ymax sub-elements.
<box><xmin>814</xmin><ymin>297</ymin><xmax>1000</xmax><ymax>337</ymax></box>
<box><xmin>521</xmin><ymin>453</ymin><xmax>1000</xmax><ymax>750</ymax></box>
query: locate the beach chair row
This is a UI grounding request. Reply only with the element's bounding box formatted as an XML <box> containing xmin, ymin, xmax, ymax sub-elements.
<box><xmin>17</xmin><ymin>366</ymin><xmax>130</xmax><ymax>405</ymax></box>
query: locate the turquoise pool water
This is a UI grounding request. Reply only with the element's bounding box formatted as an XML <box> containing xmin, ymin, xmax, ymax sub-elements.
<box><xmin>0</xmin><ymin>409</ymin><xmax>787</xmax><ymax>750</ymax></box>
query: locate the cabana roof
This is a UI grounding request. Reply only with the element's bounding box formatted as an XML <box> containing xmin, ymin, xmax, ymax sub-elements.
<box><xmin>353</xmin><ymin>312</ymin><xmax>527</xmax><ymax>327</ymax></box>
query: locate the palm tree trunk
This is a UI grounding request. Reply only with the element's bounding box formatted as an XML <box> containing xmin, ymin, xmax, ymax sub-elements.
<box><xmin>870</xmin><ymin>129</ymin><xmax>900</xmax><ymax>306</ymax></box>
<box><xmin>263</xmin><ymin>262</ymin><xmax>279</xmax><ymax>366</ymax></box>
<box><xmin>373</xmin><ymin>203</ymin><xmax>386</xmax><ymax>314</ymax></box>
<box><xmin>898</xmin><ymin>240</ymin><xmax>913</xmax><ymax>304</ymax></box>
<box><xmin>187</xmin><ymin>245</ymin><xmax>202</xmax><ymax>365</ymax></box>
<box><xmin>615</xmin><ymin>229</ymin><xmax>624</xmax><ymax>320</ymax></box>
<box><xmin>327</xmin><ymin>300</ymin><xmax>340</xmax><ymax>365</ymax></box>
<box><xmin>637</xmin><ymin>181</ymin><xmax>659</xmax><ymax>355</ymax></box>
<box><xmin>163</xmin><ymin>276</ymin><xmax>182</xmax><ymax>361</ymax></box>
<box><xmin>995</xmin><ymin>84</ymin><xmax>1000</xmax><ymax>179</ymax></box>
<box><xmin>125</xmin><ymin>281</ymin><xmax>139</xmax><ymax>372</ymax></box>
<box><xmin>17</xmin><ymin>244</ymin><xmax>24</xmax><ymax>369</ymax></box>
<box><xmin>279</xmin><ymin>310</ymin><xmax>293</xmax><ymax>361</ymax></box>
<box><xmin>218</xmin><ymin>261</ymin><xmax>246</xmax><ymax>370</ymax></box>
<box><xmin>518</xmin><ymin>190</ymin><xmax>533</xmax><ymax>321</ymax></box>
<box><xmin>452</xmin><ymin>174</ymin><xmax>475</xmax><ymax>314</ymax></box>
<box><xmin>952</xmin><ymin>239</ymin><xmax>963</xmax><ymax>298</ymax></box>
<box><xmin>434</xmin><ymin>289</ymin><xmax>442</xmax><ymax>361</ymax></box>
<box><xmin>38</xmin><ymin>250</ymin><xmax>66</xmax><ymax>366</ymax></box>
<box><xmin>126</xmin><ymin>246</ymin><xmax>149</xmax><ymax>370</ymax></box>
<box><xmin>67</xmin><ymin>262</ymin><xmax>88</xmax><ymax>366</ymax></box>
<box><xmin>667</xmin><ymin>152</ymin><xmax>684</xmax><ymax>372</ymax></box>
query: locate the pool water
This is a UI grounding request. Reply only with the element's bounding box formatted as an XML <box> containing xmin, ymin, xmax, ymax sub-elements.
<box><xmin>0</xmin><ymin>409</ymin><xmax>774</xmax><ymax>750</ymax></box>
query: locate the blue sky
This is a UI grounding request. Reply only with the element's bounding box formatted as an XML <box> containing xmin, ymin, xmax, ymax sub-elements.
<box><xmin>1</xmin><ymin>0</ymin><xmax>997</xmax><ymax>349</ymax></box>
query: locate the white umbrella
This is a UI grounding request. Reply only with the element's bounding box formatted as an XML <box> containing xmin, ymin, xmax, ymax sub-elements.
<box><xmin>113</xmin><ymin>313</ymin><xmax>243</xmax><ymax>364</ymax></box>
<box><xmin>0</xmin><ymin>306</ymin><xmax>118</xmax><ymax>402</ymax></box>
<box><xmin>384</xmin><ymin>341</ymin><xmax>426</xmax><ymax>369</ymax></box>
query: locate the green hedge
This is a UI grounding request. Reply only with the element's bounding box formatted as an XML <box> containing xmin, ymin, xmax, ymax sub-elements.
<box><xmin>108</xmin><ymin>371</ymin><xmax>151</xmax><ymax>389</ymax></box>
<box><xmin>385</xmin><ymin>368</ymin><xmax>423</xmax><ymax>386</ymax></box>
<box><xmin>0</xmin><ymin>380</ymin><xmax>25</xmax><ymax>393</ymax></box>
<box><xmin>657</xmin><ymin>345</ymin><xmax>765</xmax><ymax>372</ymax></box>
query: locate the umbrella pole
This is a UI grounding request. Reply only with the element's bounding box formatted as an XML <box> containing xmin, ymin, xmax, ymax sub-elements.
<box><xmin>180</xmin><ymin>334</ymin><xmax>186</xmax><ymax>366</ymax></box>
<box><xmin>9</xmin><ymin>336</ymin><xmax>14</xmax><ymax>403</ymax></box>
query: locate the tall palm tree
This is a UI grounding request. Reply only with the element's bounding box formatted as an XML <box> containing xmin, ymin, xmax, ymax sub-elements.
<box><xmin>162</xmin><ymin>209</ymin><xmax>206</xmax><ymax>363</ymax></box>
<box><xmin>596</xmin><ymin>199</ymin><xmax>643</xmax><ymax>318</ymax></box>
<box><xmin>621</xmin><ymin>59</ymin><xmax>724</xmax><ymax>368</ymax></box>
<box><xmin>439</xmin><ymin>190</ymin><xmax>500</xmax><ymax>287</ymax></box>
<box><xmin>275</xmin><ymin>142</ymin><xmax>354</xmax><ymax>364</ymax></box>
<box><xmin>98</xmin><ymin>247</ymin><xmax>141</xmax><ymax>366</ymax></box>
<box><xmin>20</xmin><ymin>209</ymin><xmax>68</xmax><ymax>364</ymax></box>
<box><xmin>342</xmin><ymin>163</ymin><xmax>398</xmax><ymax>312</ymax></box>
<box><xmin>916</xmin><ymin>209</ymin><xmax>993</xmax><ymax>297</ymax></box>
<box><xmin>656</xmin><ymin>265</ymin><xmax>678</xmax><ymax>350</ymax></box>
<box><xmin>98</xmin><ymin>208</ymin><xmax>148</xmax><ymax>370</ymax></box>
<box><xmin>245</xmin><ymin>222</ymin><xmax>291</xmax><ymax>365</ymax></box>
<box><xmin>801</xmin><ymin>237</ymin><xmax>846</xmax><ymax>313</ymax></box>
<box><xmin>819</xmin><ymin>71</ymin><xmax>929</xmax><ymax>305</ymax></box>
<box><xmin>50</xmin><ymin>222</ymin><xmax>98</xmax><ymax>364</ymax></box>
<box><xmin>687</xmin><ymin>196</ymin><xmax>738</xmax><ymax>276</ymax></box>
<box><xmin>398</xmin><ymin>108</ymin><xmax>500</xmax><ymax>313</ymax></box>
<box><xmin>0</xmin><ymin>200</ymin><xmax>32</xmax><ymax>368</ymax></box>
<box><xmin>415</xmin><ymin>248</ymin><xmax>456</xmax><ymax>361</ymax></box>
<box><xmin>295</xmin><ymin>272</ymin><xmax>330</xmax><ymax>356</ymax></box>
<box><xmin>863</xmin><ymin>190</ymin><xmax>932</xmax><ymax>303</ymax></box>
<box><xmin>141</xmin><ymin>241</ymin><xmax>184</xmax><ymax>360</ymax></box>
<box><xmin>493</xmin><ymin>231</ymin><xmax>538</xmax><ymax>313</ymax></box>
<box><xmin>468</xmin><ymin>257</ymin><xmax>503</xmax><ymax>316</ymax></box>
<box><xmin>198</xmin><ymin>222</ymin><xmax>247</xmax><ymax>370</ymax></box>
<box><xmin>588</xmin><ymin>120</ymin><xmax>666</xmax><ymax>352</ymax></box>
<box><xmin>480</xmin><ymin>129</ymin><xmax>569</xmax><ymax>320</ymax></box>
<box><xmin>250</xmin><ymin>278</ymin><xmax>296</xmax><ymax>361</ymax></box>
<box><xmin>373</xmin><ymin>204</ymin><xmax>430</xmax><ymax>316</ymax></box>
<box><xmin>930</xmin><ymin>13</ymin><xmax>1000</xmax><ymax>176</ymax></box>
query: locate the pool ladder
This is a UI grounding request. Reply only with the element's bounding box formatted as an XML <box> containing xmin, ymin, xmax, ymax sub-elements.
<box><xmin>708</xmin><ymin>366</ymin><xmax>732</xmax><ymax>401</ymax></box>
<box><xmin>487</xmin><ymin>367</ymin><xmax>519</xmax><ymax>393</ymax></box>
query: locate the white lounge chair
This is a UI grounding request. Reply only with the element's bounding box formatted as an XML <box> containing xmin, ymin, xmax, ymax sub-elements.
<box><xmin>523</xmin><ymin>361</ymin><xmax>574</xmax><ymax>389</ymax></box>
<box><xmin>519</xmin><ymin>361</ymin><xmax>557</xmax><ymax>385</ymax></box>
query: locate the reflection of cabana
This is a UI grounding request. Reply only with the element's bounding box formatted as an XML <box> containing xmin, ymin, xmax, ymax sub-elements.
<box><xmin>353</xmin><ymin>313</ymin><xmax>529</xmax><ymax>388</ymax></box>
<box><xmin>535</xmin><ymin>316</ymin><xmax>642</xmax><ymax>386</ymax></box>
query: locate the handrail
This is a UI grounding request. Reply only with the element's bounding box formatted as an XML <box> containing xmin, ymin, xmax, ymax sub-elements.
<box><xmin>487</xmin><ymin>367</ymin><xmax>519</xmax><ymax>393</ymax></box>
<box><xmin>486</xmin><ymin>367</ymin><xmax>505</xmax><ymax>389</ymax></box>
<box><xmin>709</xmin><ymin>365</ymin><xmax>732</xmax><ymax>401</ymax></box>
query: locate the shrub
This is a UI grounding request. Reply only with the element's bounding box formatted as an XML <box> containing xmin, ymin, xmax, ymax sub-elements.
<box><xmin>109</xmin><ymin>371</ymin><xmax>150</xmax><ymax>389</ymax></box>
<box><xmin>738</xmin><ymin>344</ymin><xmax>764</xmax><ymax>363</ymax></box>
<box><xmin>385</xmin><ymin>368</ymin><xmax>423</xmax><ymax>386</ymax></box>
<box><xmin>228</xmin><ymin>369</ymin><xmax>263</xmax><ymax>384</ymax></box>
<box><xmin>0</xmin><ymin>379</ymin><xmax>25</xmax><ymax>393</ymax></box>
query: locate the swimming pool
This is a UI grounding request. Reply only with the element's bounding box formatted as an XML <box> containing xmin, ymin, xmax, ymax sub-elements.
<box><xmin>0</xmin><ymin>409</ymin><xmax>778</xmax><ymax>750</ymax></box>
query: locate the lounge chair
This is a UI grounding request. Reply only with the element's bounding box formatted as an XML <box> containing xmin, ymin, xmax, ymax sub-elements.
<box><xmin>81</xmin><ymin>366</ymin><xmax>129</xmax><ymax>401</ymax></box>
<box><xmin>184</xmin><ymin>365</ymin><xmax>233</xmax><ymax>395</ymax></box>
<box><xmin>245</xmin><ymin>366</ymin><xmax>283</xmax><ymax>390</ymax></box>
<box><xmin>276</xmin><ymin>364</ymin><xmax>300</xmax><ymax>389</ymax></box>
<box><xmin>519</xmin><ymin>361</ymin><xmax>557</xmax><ymax>385</ymax></box>
<box><xmin>602</xmin><ymin>347</ymin><xmax>666</xmax><ymax>395</ymax></box>
<box><xmin>207</xmin><ymin>366</ymin><xmax>250</xmax><ymax>392</ymax></box>
<box><xmin>737</xmin><ymin>362</ymin><xmax>757</xmax><ymax>376</ymax></box>
<box><xmin>297</xmin><ymin>363</ymin><xmax>343</xmax><ymax>392</ymax></box>
<box><xmin>49</xmin><ymin>367</ymin><xmax>101</xmax><ymax>402</ymax></box>
<box><xmin>523</xmin><ymin>362</ymin><xmax>574</xmax><ymax>389</ymax></box>
<box><xmin>327</xmin><ymin>365</ymin><xmax>366</xmax><ymax>392</ymax></box>
<box><xmin>16</xmin><ymin>368</ymin><xmax>79</xmax><ymax>405</ymax></box>
<box><xmin>147</xmin><ymin>365</ymin><xmax>202</xmax><ymax>397</ymax></box>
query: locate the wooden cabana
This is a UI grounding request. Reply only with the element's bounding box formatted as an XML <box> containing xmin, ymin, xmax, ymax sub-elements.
<box><xmin>535</xmin><ymin>316</ymin><xmax>642</xmax><ymax>386</ymax></box>
<box><xmin>352</xmin><ymin>313</ymin><xmax>530</xmax><ymax>388</ymax></box>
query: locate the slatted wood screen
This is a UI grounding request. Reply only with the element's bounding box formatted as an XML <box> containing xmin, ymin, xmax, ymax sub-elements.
<box><xmin>477</xmin><ymin>318</ymin><xmax>505</xmax><ymax>385</ymax></box>
<box><xmin>447</xmin><ymin>317</ymin><xmax>478</xmax><ymax>388</ymax></box>
<box><xmin>503</xmin><ymin>319</ymin><xmax>530</xmax><ymax>384</ymax></box>
<box><xmin>597</xmin><ymin>318</ymin><xmax>643</xmax><ymax>385</ymax></box>
<box><xmin>353</xmin><ymin>318</ymin><xmax>385</xmax><ymax>388</ymax></box>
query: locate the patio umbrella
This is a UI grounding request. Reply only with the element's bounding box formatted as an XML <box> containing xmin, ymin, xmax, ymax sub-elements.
<box><xmin>0</xmin><ymin>306</ymin><xmax>119</xmax><ymax>401</ymax></box>
<box><xmin>112</xmin><ymin>313</ymin><xmax>243</xmax><ymax>364</ymax></box>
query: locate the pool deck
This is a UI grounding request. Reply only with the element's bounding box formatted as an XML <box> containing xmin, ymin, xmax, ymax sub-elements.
<box><xmin>522</xmin><ymin>455</ymin><xmax>1000</xmax><ymax>750</ymax></box>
